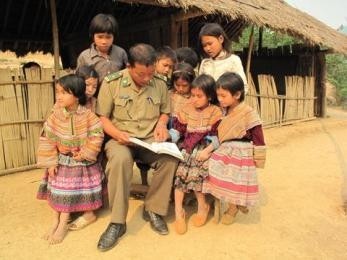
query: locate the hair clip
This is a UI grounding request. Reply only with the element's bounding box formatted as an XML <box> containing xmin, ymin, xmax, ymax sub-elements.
<box><xmin>172</xmin><ymin>70</ymin><xmax>193</xmax><ymax>75</ymax></box>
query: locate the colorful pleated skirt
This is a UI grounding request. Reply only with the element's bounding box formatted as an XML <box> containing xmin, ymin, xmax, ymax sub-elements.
<box><xmin>203</xmin><ymin>141</ymin><xmax>258</xmax><ymax>206</ymax></box>
<box><xmin>37</xmin><ymin>154</ymin><xmax>105</xmax><ymax>212</ymax></box>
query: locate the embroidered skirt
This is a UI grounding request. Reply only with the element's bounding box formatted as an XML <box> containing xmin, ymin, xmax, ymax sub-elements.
<box><xmin>37</xmin><ymin>154</ymin><xmax>105</xmax><ymax>212</ymax></box>
<box><xmin>202</xmin><ymin>141</ymin><xmax>258</xmax><ymax>206</ymax></box>
<box><xmin>175</xmin><ymin>147</ymin><xmax>209</xmax><ymax>193</ymax></box>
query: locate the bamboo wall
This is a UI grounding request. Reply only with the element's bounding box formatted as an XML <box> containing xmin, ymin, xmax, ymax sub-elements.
<box><xmin>245</xmin><ymin>74</ymin><xmax>316</xmax><ymax>127</ymax></box>
<box><xmin>0</xmin><ymin>67</ymin><xmax>55</xmax><ymax>174</ymax></box>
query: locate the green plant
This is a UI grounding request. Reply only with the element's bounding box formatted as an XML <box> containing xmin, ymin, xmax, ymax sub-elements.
<box><xmin>232</xmin><ymin>26</ymin><xmax>299</xmax><ymax>51</ymax></box>
<box><xmin>326</xmin><ymin>54</ymin><xmax>347</xmax><ymax>102</ymax></box>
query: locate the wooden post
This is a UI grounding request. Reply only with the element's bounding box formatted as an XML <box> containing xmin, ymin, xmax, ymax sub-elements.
<box><xmin>317</xmin><ymin>52</ymin><xmax>327</xmax><ymax>117</ymax></box>
<box><xmin>170</xmin><ymin>15</ymin><xmax>178</xmax><ymax>49</ymax></box>
<box><xmin>246</xmin><ymin>25</ymin><xmax>255</xmax><ymax>79</ymax></box>
<box><xmin>50</xmin><ymin>0</ymin><xmax>60</xmax><ymax>78</ymax></box>
<box><xmin>258</xmin><ymin>26</ymin><xmax>263</xmax><ymax>52</ymax></box>
<box><xmin>181</xmin><ymin>19</ymin><xmax>189</xmax><ymax>47</ymax></box>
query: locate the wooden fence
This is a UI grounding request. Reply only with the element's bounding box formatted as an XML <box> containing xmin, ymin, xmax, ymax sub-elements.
<box><xmin>0</xmin><ymin>69</ymin><xmax>316</xmax><ymax>175</ymax></box>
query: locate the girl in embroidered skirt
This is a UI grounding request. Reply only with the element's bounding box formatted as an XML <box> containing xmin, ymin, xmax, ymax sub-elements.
<box><xmin>203</xmin><ymin>72</ymin><xmax>266</xmax><ymax>225</ymax></box>
<box><xmin>37</xmin><ymin>74</ymin><xmax>104</xmax><ymax>244</ymax></box>
<box><xmin>169</xmin><ymin>62</ymin><xmax>196</xmax><ymax>126</ymax></box>
<box><xmin>75</xmin><ymin>65</ymin><xmax>99</xmax><ymax>112</ymax></box>
<box><xmin>169</xmin><ymin>74</ymin><xmax>222</xmax><ymax>234</ymax></box>
<box><xmin>198</xmin><ymin>23</ymin><xmax>248</xmax><ymax>94</ymax></box>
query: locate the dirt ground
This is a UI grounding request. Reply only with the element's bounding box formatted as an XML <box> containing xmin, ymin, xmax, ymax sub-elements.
<box><xmin>1</xmin><ymin>107</ymin><xmax>347</xmax><ymax>260</ymax></box>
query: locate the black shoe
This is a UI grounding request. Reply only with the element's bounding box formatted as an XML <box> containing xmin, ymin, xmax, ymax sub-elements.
<box><xmin>143</xmin><ymin>209</ymin><xmax>169</xmax><ymax>235</ymax></box>
<box><xmin>97</xmin><ymin>223</ymin><xmax>126</xmax><ymax>252</ymax></box>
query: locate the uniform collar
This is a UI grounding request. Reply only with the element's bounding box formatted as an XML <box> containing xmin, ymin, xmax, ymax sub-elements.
<box><xmin>122</xmin><ymin>69</ymin><xmax>154</xmax><ymax>91</ymax></box>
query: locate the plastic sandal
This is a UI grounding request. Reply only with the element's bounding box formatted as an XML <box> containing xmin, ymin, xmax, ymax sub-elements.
<box><xmin>68</xmin><ymin>216</ymin><xmax>97</xmax><ymax>231</ymax></box>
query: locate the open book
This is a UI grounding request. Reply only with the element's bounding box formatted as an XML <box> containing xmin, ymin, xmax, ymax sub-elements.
<box><xmin>129</xmin><ymin>137</ymin><xmax>184</xmax><ymax>161</ymax></box>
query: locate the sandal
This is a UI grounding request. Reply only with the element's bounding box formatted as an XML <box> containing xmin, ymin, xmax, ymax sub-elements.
<box><xmin>237</xmin><ymin>205</ymin><xmax>249</xmax><ymax>214</ymax></box>
<box><xmin>68</xmin><ymin>215</ymin><xmax>97</xmax><ymax>231</ymax></box>
<box><xmin>192</xmin><ymin>204</ymin><xmax>210</xmax><ymax>227</ymax></box>
<box><xmin>174</xmin><ymin>210</ymin><xmax>187</xmax><ymax>235</ymax></box>
<box><xmin>221</xmin><ymin>206</ymin><xmax>238</xmax><ymax>225</ymax></box>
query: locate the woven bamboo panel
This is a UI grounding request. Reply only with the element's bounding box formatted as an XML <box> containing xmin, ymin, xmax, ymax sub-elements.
<box><xmin>0</xmin><ymin>68</ymin><xmax>55</xmax><ymax>171</ymax></box>
<box><xmin>0</xmin><ymin>69</ymin><xmax>28</xmax><ymax>169</ymax></box>
<box><xmin>284</xmin><ymin>76</ymin><xmax>315</xmax><ymax>121</ymax></box>
<box><xmin>25</xmin><ymin>68</ymin><xmax>55</xmax><ymax>164</ymax></box>
<box><xmin>258</xmin><ymin>74</ymin><xmax>280</xmax><ymax>125</ymax></box>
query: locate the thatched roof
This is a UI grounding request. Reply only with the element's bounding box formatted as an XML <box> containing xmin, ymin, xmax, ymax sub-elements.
<box><xmin>1</xmin><ymin>0</ymin><xmax>347</xmax><ymax>57</ymax></box>
<box><xmin>140</xmin><ymin>0</ymin><xmax>347</xmax><ymax>54</ymax></box>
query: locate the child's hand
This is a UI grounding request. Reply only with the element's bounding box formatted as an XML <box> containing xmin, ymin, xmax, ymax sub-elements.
<box><xmin>48</xmin><ymin>166</ymin><xmax>57</xmax><ymax>177</ymax></box>
<box><xmin>72</xmin><ymin>151</ymin><xmax>83</xmax><ymax>161</ymax></box>
<box><xmin>196</xmin><ymin>149</ymin><xmax>211</xmax><ymax>162</ymax></box>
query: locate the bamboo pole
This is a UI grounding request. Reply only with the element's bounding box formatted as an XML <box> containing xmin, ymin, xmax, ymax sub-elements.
<box><xmin>246</xmin><ymin>26</ymin><xmax>254</xmax><ymax>77</ymax></box>
<box><xmin>317</xmin><ymin>53</ymin><xmax>327</xmax><ymax>117</ymax></box>
<box><xmin>258</xmin><ymin>27</ymin><xmax>263</xmax><ymax>51</ymax></box>
<box><xmin>50</xmin><ymin>0</ymin><xmax>60</xmax><ymax>78</ymax></box>
<box><xmin>0</xmin><ymin>80</ymin><xmax>54</xmax><ymax>85</ymax></box>
<box><xmin>0</xmin><ymin>165</ymin><xmax>37</xmax><ymax>176</ymax></box>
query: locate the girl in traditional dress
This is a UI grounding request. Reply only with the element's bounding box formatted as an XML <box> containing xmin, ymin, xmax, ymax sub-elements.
<box><xmin>75</xmin><ymin>65</ymin><xmax>99</xmax><ymax>112</ymax></box>
<box><xmin>169</xmin><ymin>74</ymin><xmax>222</xmax><ymax>234</ymax></box>
<box><xmin>37</xmin><ymin>74</ymin><xmax>104</xmax><ymax>244</ymax></box>
<box><xmin>203</xmin><ymin>72</ymin><xmax>266</xmax><ymax>225</ymax></box>
<box><xmin>169</xmin><ymin>62</ymin><xmax>196</xmax><ymax>124</ymax></box>
<box><xmin>198</xmin><ymin>23</ymin><xmax>248</xmax><ymax>94</ymax></box>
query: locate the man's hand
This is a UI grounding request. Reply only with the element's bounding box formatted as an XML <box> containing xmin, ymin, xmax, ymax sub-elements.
<box><xmin>154</xmin><ymin>125</ymin><xmax>169</xmax><ymax>142</ymax></box>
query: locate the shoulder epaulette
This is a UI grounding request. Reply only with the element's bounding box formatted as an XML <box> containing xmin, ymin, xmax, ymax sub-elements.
<box><xmin>104</xmin><ymin>71</ymin><xmax>123</xmax><ymax>83</ymax></box>
<box><xmin>154</xmin><ymin>73</ymin><xmax>167</xmax><ymax>82</ymax></box>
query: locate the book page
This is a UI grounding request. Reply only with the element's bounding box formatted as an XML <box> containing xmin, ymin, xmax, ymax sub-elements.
<box><xmin>128</xmin><ymin>137</ymin><xmax>155</xmax><ymax>152</ymax></box>
<box><xmin>152</xmin><ymin>142</ymin><xmax>183</xmax><ymax>160</ymax></box>
<box><xmin>129</xmin><ymin>137</ymin><xmax>183</xmax><ymax>160</ymax></box>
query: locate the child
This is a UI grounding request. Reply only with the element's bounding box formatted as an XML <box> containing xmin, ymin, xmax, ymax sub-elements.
<box><xmin>77</xmin><ymin>13</ymin><xmax>128</xmax><ymax>86</ymax></box>
<box><xmin>203</xmin><ymin>72</ymin><xmax>266</xmax><ymax>225</ymax></box>
<box><xmin>170</xmin><ymin>62</ymin><xmax>196</xmax><ymax>122</ymax></box>
<box><xmin>155</xmin><ymin>46</ymin><xmax>177</xmax><ymax>87</ymax></box>
<box><xmin>75</xmin><ymin>65</ymin><xmax>99</xmax><ymax>112</ymax></box>
<box><xmin>37</xmin><ymin>74</ymin><xmax>104</xmax><ymax>244</ymax></box>
<box><xmin>169</xmin><ymin>74</ymin><xmax>222</xmax><ymax>234</ymax></box>
<box><xmin>198</xmin><ymin>23</ymin><xmax>248</xmax><ymax>94</ymax></box>
<box><xmin>175</xmin><ymin>47</ymin><xmax>200</xmax><ymax>71</ymax></box>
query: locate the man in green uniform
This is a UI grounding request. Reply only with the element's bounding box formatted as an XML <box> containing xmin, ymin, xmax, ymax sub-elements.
<box><xmin>96</xmin><ymin>43</ymin><xmax>178</xmax><ymax>251</ymax></box>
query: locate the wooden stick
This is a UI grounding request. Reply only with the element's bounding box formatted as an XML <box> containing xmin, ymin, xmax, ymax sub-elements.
<box><xmin>0</xmin><ymin>80</ymin><xmax>54</xmax><ymax>85</ymax></box>
<box><xmin>50</xmin><ymin>0</ymin><xmax>60</xmax><ymax>78</ymax></box>
<box><xmin>0</xmin><ymin>165</ymin><xmax>37</xmax><ymax>176</ymax></box>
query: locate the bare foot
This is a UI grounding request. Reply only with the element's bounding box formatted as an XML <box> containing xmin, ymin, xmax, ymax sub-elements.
<box><xmin>42</xmin><ymin>219</ymin><xmax>59</xmax><ymax>240</ymax></box>
<box><xmin>49</xmin><ymin>221</ymin><xmax>68</xmax><ymax>244</ymax></box>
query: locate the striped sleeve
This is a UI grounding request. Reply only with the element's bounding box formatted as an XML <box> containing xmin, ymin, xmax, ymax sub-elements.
<box><xmin>79</xmin><ymin>111</ymin><xmax>104</xmax><ymax>162</ymax></box>
<box><xmin>36</xmin><ymin>121</ymin><xmax>58</xmax><ymax>168</ymax></box>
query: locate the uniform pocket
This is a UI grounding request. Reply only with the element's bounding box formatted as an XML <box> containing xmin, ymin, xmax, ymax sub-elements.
<box><xmin>144</xmin><ymin>96</ymin><xmax>160</xmax><ymax>120</ymax></box>
<box><xmin>114</xmin><ymin>98</ymin><xmax>132</xmax><ymax>120</ymax></box>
